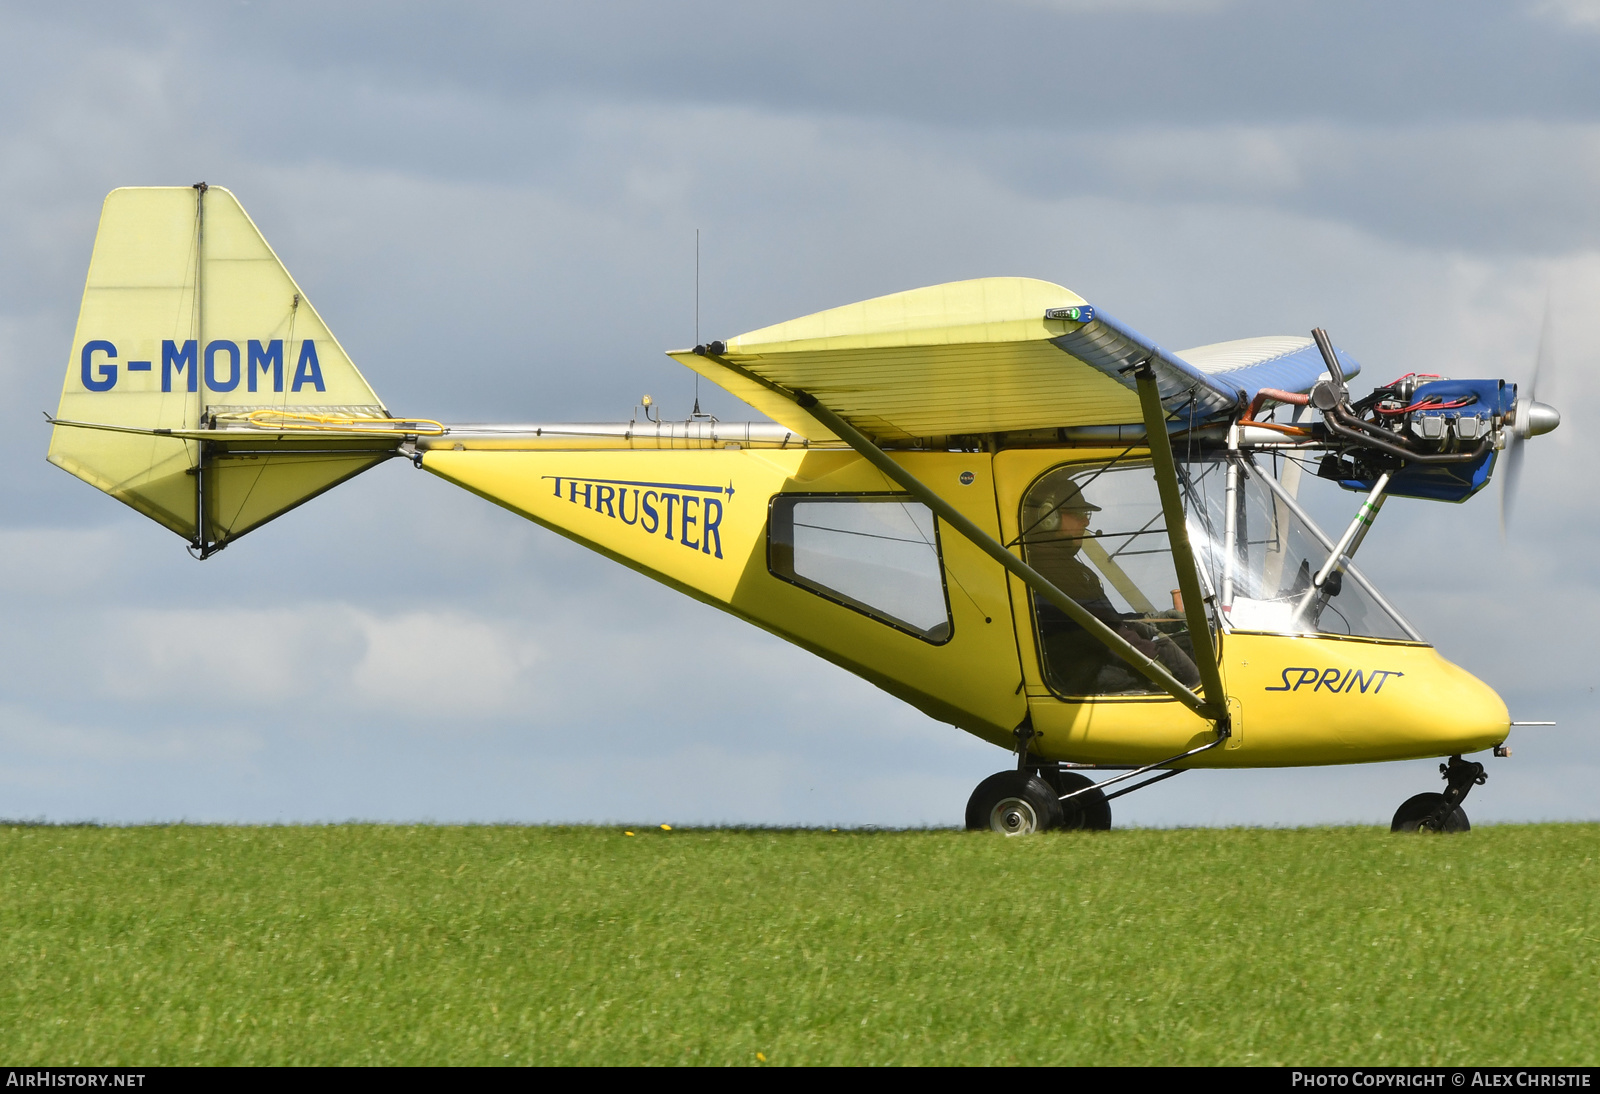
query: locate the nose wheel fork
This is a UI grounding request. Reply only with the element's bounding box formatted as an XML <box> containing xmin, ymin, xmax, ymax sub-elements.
<box><xmin>1391</xmin><ymin>755</ymin><xmax>1487</xmax><ymax>833</ymax></box>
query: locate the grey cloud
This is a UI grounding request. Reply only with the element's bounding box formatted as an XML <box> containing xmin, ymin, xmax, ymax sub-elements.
<box><xmin>7</xmin><ymin>2</ymin><xmax>1600</xmax><ymax>145</ymax></box>
<box><xmin>107</xmin><ymin>3</ymin><xmax>1600</xmax><ymax>119</ymax></box>
<box><xmin>990</xmin><ymin>121</ymin><xmax>1600</xmax><ymax>254</ymax></box>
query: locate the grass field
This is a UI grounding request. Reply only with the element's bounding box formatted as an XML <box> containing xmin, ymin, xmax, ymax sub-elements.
<box><xmin>1</xmin><ymin>824</ymin><xmax>1596</xmax><ymax>1066</ymax></box>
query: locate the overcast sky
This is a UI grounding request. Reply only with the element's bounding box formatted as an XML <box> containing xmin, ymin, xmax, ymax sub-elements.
<box><xmin>1</xmin><ymin>1</ymin><xmax>1597</xmax><ymax>827</ymax></box>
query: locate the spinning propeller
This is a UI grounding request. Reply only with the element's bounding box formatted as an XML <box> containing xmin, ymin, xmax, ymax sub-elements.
<box><xmin>1500</xmin><ymin>304</ymin><xmax>1563</xmax><ymax>535</ymax></box>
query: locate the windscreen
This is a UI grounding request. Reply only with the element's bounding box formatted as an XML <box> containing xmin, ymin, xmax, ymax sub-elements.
<box><xmin>1180</xmin><ymin>456</ymin><xmax>1420</xmax><ymax>642</ymax></box>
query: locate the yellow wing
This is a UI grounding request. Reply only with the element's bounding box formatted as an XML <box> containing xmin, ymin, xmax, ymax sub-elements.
<box><xmin>668</xmin><ymin>277</ymin><xmax>1249</xmax><ymax>442</ymax></box>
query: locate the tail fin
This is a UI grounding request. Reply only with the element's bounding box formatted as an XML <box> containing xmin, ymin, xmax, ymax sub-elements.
<box><xmin>48</xmin><ymin>186</ymin><xmax>398</xmax><ymax>555</ymax></box>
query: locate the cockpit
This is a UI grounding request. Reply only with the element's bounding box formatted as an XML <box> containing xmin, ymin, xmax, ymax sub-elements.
<box><xmin>1019</xmin><ymin>453</ymin><xmax>1421</xmax><ymax>699</ymax></box>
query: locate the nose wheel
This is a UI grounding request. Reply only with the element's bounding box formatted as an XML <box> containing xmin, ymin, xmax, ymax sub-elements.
<box><xmin>1390</xmin><ymin>793</ymin><xmax>1470</xmax><ymax>832</ymax></box>
<box><xmin>1390</xmin><ymin>755</ymin><xmax>1485</xmax><ymax>833</ymax></box>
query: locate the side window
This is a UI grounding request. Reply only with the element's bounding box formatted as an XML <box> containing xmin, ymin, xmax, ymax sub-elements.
<box><xmin>768</xmin><ymin>494</ymin><xmax>952</xmax><ymax>643</ymax></box>
<box><xmin>1020</xmin><ymin>462</ymin><xmax>1203</xmax><ymax>698</ymax></box>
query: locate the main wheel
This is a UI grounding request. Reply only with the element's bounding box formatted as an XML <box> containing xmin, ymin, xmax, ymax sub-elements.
<box><xmin>965</xmin><ymin>771</ymin><xmax>1063</xmax><ymax>835</ymax></box>
<box><xmin>1041</xmin><ymin>769</ymin><xmax>1113</xmax><ymax>831</ymax></box>
<box><xmin>1391</xmin><ymin>792</ymin><xmax>1470</xmax><ymax>833</ymax></box>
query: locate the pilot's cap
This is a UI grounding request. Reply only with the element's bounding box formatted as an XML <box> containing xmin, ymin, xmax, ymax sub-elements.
<box><xmin>1032</xmin><ymin>480</ymin><xmax>1101</xmax><ymax>514</ymax></box>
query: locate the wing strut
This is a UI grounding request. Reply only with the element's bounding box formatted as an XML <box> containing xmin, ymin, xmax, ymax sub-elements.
<box><xmin>1132</xmin><ymin>361</ymin><xmax>1230</xmax><ymax>727</ymax></box>
<box><xmin>780</xmin><ymin>385</ymin><xmax>1223</xmax><ymax>725</ymax></box>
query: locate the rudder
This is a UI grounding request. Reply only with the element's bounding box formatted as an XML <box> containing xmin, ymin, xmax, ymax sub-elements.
<box><xmin>48</xmin><ymin>185</ymin><xmax>402</xmax><ymax>554</ymax></box>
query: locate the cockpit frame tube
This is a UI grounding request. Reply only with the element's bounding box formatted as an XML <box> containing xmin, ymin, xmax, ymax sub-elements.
<box><xmin>1222</xmin><ymin>449</ymin><xmax>1240</xmax><ymax>611</ymax></box>
<box><xmin>1133</xmin><ymin>363</ymin><xmax>1230</xmax><ymax>724</ymax></box>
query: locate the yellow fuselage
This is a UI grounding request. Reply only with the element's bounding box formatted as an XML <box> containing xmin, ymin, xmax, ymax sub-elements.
<box><xmin>422</xmin><ymin>443</ymin><xmax>1508</xmax><ymax>768</ymax></box>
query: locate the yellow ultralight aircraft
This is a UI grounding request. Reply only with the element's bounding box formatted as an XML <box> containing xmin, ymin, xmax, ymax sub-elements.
<box><xmin>47</xmin><ymin>186</ymin><xmax>1562</xmax><ymax>833</ymax></box>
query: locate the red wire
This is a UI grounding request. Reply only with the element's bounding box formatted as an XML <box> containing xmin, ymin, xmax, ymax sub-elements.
<box><xmin>1376</xmin><ymin>396</ymin><xmax>1475</xmax><ymax>416</ymax></box>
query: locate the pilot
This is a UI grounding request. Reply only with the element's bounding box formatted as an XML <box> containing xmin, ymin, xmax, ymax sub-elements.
<box><xmin>1024</xmin><ymin>477</ymin><xmax>1202</xmax><ymax>696</ymax></box>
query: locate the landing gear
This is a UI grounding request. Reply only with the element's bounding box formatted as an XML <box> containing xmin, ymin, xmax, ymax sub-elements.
<box><xmin>967</xmin><ymin>723</ymin><xmax>1206</xmax><ymax>833</ymax></box>
<box><xmin>964</xmin><ymin>766</ymin><xmax>1113</xmax><ymax>833</ymax></box>
<box><xmin>1041</xmin><ymin>768</ymin><xmax>1113</xmax><ymax>830</ymax></box>
<box><xmin>965</xmin><ymin>771</ymin><xmax>1062</xmax><ymax>835</ymax></box>
<box><xmin>1390</xmin><ymin>755</ymin><xmax>1486</xmax><ymax>833</ymax></box>
<box><xmin>1391</xmin><ymin>793</ymin><xmax>1470</xmax><ymax>832</ymax></box>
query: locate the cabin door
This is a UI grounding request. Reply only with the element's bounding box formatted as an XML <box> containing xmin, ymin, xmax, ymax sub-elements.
<box><xmin>993</xmin><ymin>448</ymin><xmax>1216</xmax><ymax>763</ymax></box>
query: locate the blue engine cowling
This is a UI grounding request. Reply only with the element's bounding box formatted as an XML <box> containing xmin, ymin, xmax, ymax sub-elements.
<box><xmin>1332</xmin><ymin>378</ymin><xmax>1513</xmax><ymax>503</ymax></box>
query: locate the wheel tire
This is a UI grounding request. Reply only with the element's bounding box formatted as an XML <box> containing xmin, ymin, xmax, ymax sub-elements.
<box><xmin>1391</xmin><ymin>792</ymin><xmax>1470</xmax><ymax>833</ymax></box>
<box><xmin>965</xmin><ymin>771</ymin><xmax>1063</xmax><ymax>835</ymax></box>
<box><xmin>1041</xmin><ymin>769</ymin><xmax>1113</xmax><ymax>831</ymax></box>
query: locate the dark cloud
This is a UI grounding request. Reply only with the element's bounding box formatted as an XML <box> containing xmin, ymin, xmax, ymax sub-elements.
<box><xmin>16</xmin><ymin>1</ymin><xmax>1596</xmax><ymax>127</ymax></box>
<box><xmin>6</xmin><ymin>1</ymin><xmax>1596</xmax><ymax>284</ymax></box>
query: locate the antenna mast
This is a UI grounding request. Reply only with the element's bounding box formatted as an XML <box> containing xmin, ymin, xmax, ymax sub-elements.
<box><xmin>693</xmin><ymin>228</ymin><xmax>702</xmax><ymax>418</ymax></box>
